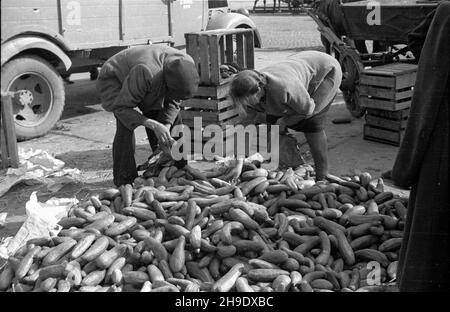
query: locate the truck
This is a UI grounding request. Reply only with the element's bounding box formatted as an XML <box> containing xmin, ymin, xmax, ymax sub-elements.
<box><xmin>309</xmin><ymin>0</ymin><xmax>438</xmax><ymax>117</ymax></box>
<box><xmin>1</xmin><ymin>0</ymin><xmax>262</xmax><ymax>140</ymax></box>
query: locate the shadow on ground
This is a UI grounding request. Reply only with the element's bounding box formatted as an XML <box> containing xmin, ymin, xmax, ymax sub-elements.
<box><xmin>55</xmin><ymin>144</ymin><xmax>152</xmax><ymax>172</ymax></box>
<box><xmin>60</xmin><ymin>80</ymin><xmax>102</xmax><ymax>120</ymax></box>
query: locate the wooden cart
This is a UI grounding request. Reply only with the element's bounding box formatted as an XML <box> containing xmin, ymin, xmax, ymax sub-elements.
<box><xmin>308</xmin><ymin>0</ymin><xmax>438</xmax><ymax>117</ymax></box>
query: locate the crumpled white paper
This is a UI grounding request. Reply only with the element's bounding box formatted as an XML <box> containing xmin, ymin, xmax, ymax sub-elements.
<box><xmin>0</xmin><ymin>192</ymin><xmax>78</xmax><ymax>260</ymax></box>
<box><xmin>0</xmin><ymin>147</ymin><xmax>81</xmax><ymax>197</ymax></box>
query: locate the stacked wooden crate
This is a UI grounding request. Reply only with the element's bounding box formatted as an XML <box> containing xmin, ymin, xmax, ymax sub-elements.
<box><xmin>179</xmin><ymin>28</ymin><xmax>255</xmax><ymax>157</ymax></box>
<box><xmin>359</xmin><ymin>63</ymin><xmax>417</xmax><ymax>146</ymax></box>
<box><xmin>0</xmin><ymin>93</ymin><xmax>19</xmax><ymax>169</ymax></box>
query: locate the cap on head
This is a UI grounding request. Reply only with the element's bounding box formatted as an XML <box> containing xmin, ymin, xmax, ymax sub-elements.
<box><xmin>164</xmin><ymin>58</ymin><xmax>200</xmax><ymax>100</ymax></box>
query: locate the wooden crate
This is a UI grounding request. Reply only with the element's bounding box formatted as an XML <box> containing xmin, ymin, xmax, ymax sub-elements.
<box><xmin>0</xmin><ymin>94</ymin><xmax>19</xmax><ymax>169</ymax></box>
<box><xmin>363</xmin><ymin>124</ymin><xmax>405</xmax><ymax>147</ymax></box>
<box><xmin>172</xmin><ymin>127</ymin><xmax>235</xmax><ymax>158</ymax></box>
<box><xmin>365</xmin><ymin>108</ymin><xmax>410</xmax><ymax>131</ymax></box>
<box><xmin>179</xmin><ymin>81</ymin><xmax>240</xmax><ymax>129</ymax></box>
<box><xmin>185</xmin><ymin>28</ymin><xmax>255</xmax><ymax>86</ymax></box>
<box><xmin>366</xmin><ymin>108</ymin><xmax>410</xmax><ymax>120</ymax></box>
<box><xmin>358</xmin><ymin>63</ymin><xmax>418</xmax><ymax>111</ymax></box>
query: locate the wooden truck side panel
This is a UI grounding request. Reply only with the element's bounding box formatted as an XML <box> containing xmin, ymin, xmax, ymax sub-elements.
<box><xmin>1</xmin><ymin>0</ymin><xmax>63</xmax><ymax>44</ymax></box>
<box><xmin>1</xmin><ymin>0</ymin><xmax>171</xmax><ymax>50</ymax></box>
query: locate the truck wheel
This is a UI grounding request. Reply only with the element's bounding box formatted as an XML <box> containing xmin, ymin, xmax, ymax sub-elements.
<box><xmin>1</xmin><ymin>55</ymin><xmax>65</xmax><ymax>140</ymax></box>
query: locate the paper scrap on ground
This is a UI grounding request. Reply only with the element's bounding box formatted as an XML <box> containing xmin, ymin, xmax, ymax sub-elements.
<box><xmin>0</xmin><ymin>148</ymin><xmax>81</xmax><ymax>197</ymax></box>
<box><xmin>0</xmin><ymin>192</ymin><xmax>77</xmax><ymax>260</ymax></box>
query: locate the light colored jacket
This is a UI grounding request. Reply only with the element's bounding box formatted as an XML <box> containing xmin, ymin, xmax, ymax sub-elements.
<box><xmin>249</xmin><ymin>50</ymin><xmax>342</xmax><ymax>119</ymax></box>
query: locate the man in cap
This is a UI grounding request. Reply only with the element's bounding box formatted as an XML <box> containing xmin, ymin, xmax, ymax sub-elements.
<box><xmin>97</xmin><ymin>45</ymin><xmax>199</xmax><ymax>186</ymax></box>
<box><xmin>229</xmin><ymin>50</ymin><xmax>342</xmax><ymax>181</ymax></box>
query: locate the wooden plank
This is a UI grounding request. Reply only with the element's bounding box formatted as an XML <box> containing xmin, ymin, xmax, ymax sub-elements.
<box><xmin>1</xmin><ymin>95</ymin><xmax>19</xmax><ymax>168</ymax></box>
<box><xmin>180</xmin><ymin>110</ymin><xmax>218</xmax><ymax>121</ymax></box>
<box><xmin>359</xmin><ymin>97</ymin><xmax>411</xmax><ymax>111</ymax></box>
<box><xmin>359</xmin><ymin>75</ymin><xmax>395</xmax><ymax>88</ymax></box>
<box><xmin>393</xmin><ymin>88</ymin><xmax>413</xmax><ymax>101</ymax></box>
<box><xmin>367</xmin><ymin>108</ymin><xmax>410</xmax><ymax>120</ymax></box>
<box><xmin>358</xmin><ymin>85</ymin><xmax>396</xmax><ymax>99</ymax></box>
<box><xmin>219</xmin><ymin>36</ymin><xmax>225</xmax><ymax>66</ymax></box>
<box><xmin>57</xmin><ymin>0</ymin><xmax>64</xmax><ymax>35</ymax></box>
<box><xmin>221</xmin><ymin>115</ymin><xmax>241</xmax><ymax>126</ymax></box>
<box><xmin>181</xmin><ymin>114</ymin><xmax>241</xmax><ymax>129</ymax></box>
<box><xmin>217</xmin><ymin>99</ymin><xmax>234</xmax><ymax>110</ymax></box>
<box><xmin>245</xmin><ymin>32</ymin><xmax>255</xmax><ymax>69</ymax></box>
<box><xmin>181</xmin><ymin>119</ymin><xmax>213</xmax><ymax>129</ymax></box>
<box><xmin>365</xmin><ymin>115</ymin><xmax>408</xmax><ymax>131</ymax></box>
<box><xmin>180</xmin><ymin>98</ymin><xmax>233</xmax><ymax>110</ymax></box>
<box><xmin>180</xmin><ymin>98</ymin><xmax>220</xmax><ymax>110</ymax></box>
<box><xmin>363</xmin><ymin>69</ymin><xmax>395</xmax><ymax>77</ymax></box>
<box><xmin>180</xmin><ymin>107</ymin><xmax>238</xmax><ymax>122</ymax></box>
<box><xmin>235</xmin><ymin>33</ymin><xmax>245</xmax><ymax>69</ymax></box>
<box><xmin>363</xmin><ymin>125</ymin><xmax>404</xmax><ymax>147</ymax></box>
<box><xmin>119</xmin><ymin>0</ymin><xmax>124</xmax><ymax>40</ymax></box>
<box><xmin>366</xmin><ymin>63</ymin><xmax>418</xmax><ymax>76</ymax></box>
<box><xmin>225</xmin><ymin>34</ymin><xmax>234</xmax><ymax>64</ymax></box>
<box><xmin>218</xmin><ymin>108</ymin><xmax>239</xmax><ymax>121</ymax></box>
<box><xmin>358</xmin><ymin>85</ymin><xmax>413</xmax><ymax>100</ymax></box>
<box><xmin>209</xmin><ymin>35</ymin><xmax>220</xmax><ymax>86</ymax></box>
<box><xmin>195</xmin><ymin>83</ymin><xmax>230</xmax><ymax>99</ymax></box>
<box><xmin>186</xmin><ymin>28</ymin><xmax>251</xmax><ymax>37</ymax></box>
<box><xmin>198</xmin><ymin>35</ymin><xmax>211</xmax><ymax>85</ymax></box>
<box><xmin>396</xmin><ymin>73</ymin><xmax>417</xmax><ymax>89</ymax></box>
<box><xmin>186</xmin><ymin>34</ymin><xmax>200</xmax><ymax>78</ymax></box>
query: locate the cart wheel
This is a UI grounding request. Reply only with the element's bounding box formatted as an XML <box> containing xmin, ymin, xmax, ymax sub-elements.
<box><xmin>339</xmin><ymin>49</ymin><xmax>366</xmax><ymax>118</ymax></box>
<box><xmin>343</xmin><ymin>89</ymin><xmax>366</xmax><ymax>118</ymax></box>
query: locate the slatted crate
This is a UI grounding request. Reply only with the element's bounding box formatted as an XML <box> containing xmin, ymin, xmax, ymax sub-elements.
<box><xmin>0</xmin><ymin>93</ymin><xmax>19</xmax><ymax>169</ymax></box>
<box><xmin>179</xmin><ymin>29</ymin><xmax>256</xmax><ymax>158</ymax></box>
<box><xmin>185</xmin><ymin>28</ymin><xmax>255</xmax><ymax>86</ymax></box>
<box><xmin>363</xmin><ymin>109</ymin><xmax>409</xmax><ymax>146</ymax></box>
<box><xmin>358</xmin><ymin>63</ymin><xmax>418</xmax><ymax>111</ymax></box>
<box><xmin>363</xmin><ymin>125</ymin><xmax>405</xmax><ymax>147</ymax></box>
<box><xmin>365</xmin><ymin>108</ymin><xmax>410</xmax><ymax>132</ymax></box>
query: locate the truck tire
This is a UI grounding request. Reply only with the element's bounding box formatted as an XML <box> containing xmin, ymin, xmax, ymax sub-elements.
<box><xmin>1</xmin><ymin>55</ymin><xmax>65</xmax><ymax>140</ymax></box>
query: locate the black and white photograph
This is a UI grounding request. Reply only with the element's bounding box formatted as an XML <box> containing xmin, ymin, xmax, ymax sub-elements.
<box><xmin>0</xmin><ymin>0</ymin><xmax>448</xmax><ymax>300</ymax></box>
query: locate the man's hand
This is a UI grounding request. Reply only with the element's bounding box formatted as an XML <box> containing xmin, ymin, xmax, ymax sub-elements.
<box><xmin>144</xmin><ymin>119</ymin><xmax>175</xmax><ymax>152</ymax></box>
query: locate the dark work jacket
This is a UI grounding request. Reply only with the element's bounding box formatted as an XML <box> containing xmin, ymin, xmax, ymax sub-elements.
<box><xmin>391</xmin><ymin>2</ymin><xmax>450</xmax><ymax>291</ymax></box>
<box><xmin>97</xmin><ymin>45</ymin><xmax>194</xmax><ymax>131</ymax></box>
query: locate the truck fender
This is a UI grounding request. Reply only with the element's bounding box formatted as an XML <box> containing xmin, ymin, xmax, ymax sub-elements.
<box><xmin>1</xmin><ymin>35</ymin><xmax>72</xmax><ymax>70</ymax></box>
<box><xmin>206</xmin><ymin>12</ymin><xmax>262</xmax><ymax>48</ymax></box>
